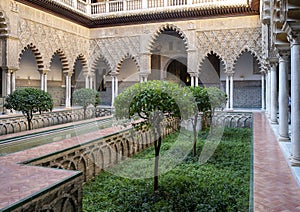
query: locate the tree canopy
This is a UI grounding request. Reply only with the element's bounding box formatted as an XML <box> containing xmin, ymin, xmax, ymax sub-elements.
<box><xmin>4</xmin><ymin>87</ymin><xmax>53</xmax><ymax>130</ymax></box>
<box><xmin>72</xmin><ymin>88</ymin><xmax>100</xmax><ymax>119</ymax></box>
<box><xmin>114</xmin><ymin>80</ymin><xmax>195</xmax><ymax>192</ymax></box>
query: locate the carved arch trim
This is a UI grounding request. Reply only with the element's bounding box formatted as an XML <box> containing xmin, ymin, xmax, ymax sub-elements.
<box><xmin>116</xmin><ymin>53</ymin><xmax>140</xmax><ymax>73</ymax></box>
<box><xmin>148</xmin><ymin>24</ymin><xmax>189</xmax><ymax>52</ymax></box>
<box><xmin>19</xmin><ymin>43</ymin><xmax>44</xmax><ymax>72</ymax></box>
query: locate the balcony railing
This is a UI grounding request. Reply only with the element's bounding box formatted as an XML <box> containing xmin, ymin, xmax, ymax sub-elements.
<box><xmin>51</xmin><ymin>0</ymin><xmax>249</xmax><ymax>16</ymax></box>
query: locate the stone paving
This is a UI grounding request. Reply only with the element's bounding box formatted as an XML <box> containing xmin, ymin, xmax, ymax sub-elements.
<box><xmin>253</xmin><ymin>112</ymin><xmax>300</xmax><ymax>211</ymax></box>
<box><xmin>0</xmin><ymin>112</ymin><xmax>300</xmax><ymax>211</ymax></box>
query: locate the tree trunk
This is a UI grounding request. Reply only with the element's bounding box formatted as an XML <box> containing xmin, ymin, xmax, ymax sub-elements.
<box><xmin>83</xmin><ymin>107</ymin><xmax>87</xmax><ymax>119</ymax></box>
<box><xmin>193</xmin><ymin>114</ymin><xmax>198</xmax><ymax>156</ymax></box>
<box><xmin>27</xmin><ymin>111</ymin><xmax>33</xmax><ymax>130</ymax></box>
<box><xmin>153</xmin><ymin>126</ymin><xmax>162</xmax><ymax>192</ymax></box>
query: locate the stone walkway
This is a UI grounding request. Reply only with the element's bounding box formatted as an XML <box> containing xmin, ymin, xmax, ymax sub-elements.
<box><xmin>0</xmin><ymin>112</ymin><xmax>300</xmax><ymax>211</ymax></box>
<box><xmin>253</xmin><ymin>112</ymin><xmax>300</xmax><ymax>211</ymax></box>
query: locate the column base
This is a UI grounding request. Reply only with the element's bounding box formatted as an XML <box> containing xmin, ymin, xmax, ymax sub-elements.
<box><xmin>290</xmin><ymin>156</ymin><xmax>300</xmax><ymax>167</ymax></box>
<box><xmin>278</xmin><ymin>135</ymin><xmax>290</xmax><ymax>142</ymax></box>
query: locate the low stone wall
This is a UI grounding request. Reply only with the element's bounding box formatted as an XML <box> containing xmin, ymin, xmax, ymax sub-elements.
<box><xmin>6</xmin><ymin>174</ymin><xmax>83</xmax><ymax>212</ymax></box>
<box><xmin>213</xmin><ymin>111</ymin><xmax>253</xmax><ymax>128</ymax></box>
<box><xmin>0</xmin><ymin>106</ymin><xmax>113</xmax><ymax>135</ymax></box>
<box><xmin>24</xmin><ymin>117</ymin><xmax>179</xmax><ymax>182</ymax></box>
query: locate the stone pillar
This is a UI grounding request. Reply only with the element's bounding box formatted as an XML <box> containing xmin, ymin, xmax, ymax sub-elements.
<box><xmin>278</xmin><ymin>49</ymin><xmax>290</xmax><ymax>141</ymax></box>
<box><xmin>44</xmin><ymin>74</ymin><xmax>48</xmax><ymax>92</ymax></box>
<box><xmin>4</xmin><ymin>67</ymin><xmax>18</xmax><ymax>96</ymax></box>
<box><xmin>85</xmin><ymin>74</ymin><xmax>89</xmax><ymax>89</ymax></box>
<box><xmin>40</xmin><ymin>73</ymin><xmax>44</xmax><ymax>91</ymax></box>
<box><xmin>42</xmin><ymin>69</ymin><xmax>49</xmax><ymax>92</ymax></box>
<box><xmin>225</xmin><ymin>75</ymin><xmax>230</xmax><ymax>109</ymax></box>
<box><xmin>115</xmin><ymin>76</ymin><xmax>118</xmax><ymax>97</ymax></box>
<box><xmin>111</xmin><ymin>75</ymin><xmax>115</xmax><ymax>106</ymax></box>
<box><xmin>266</xmin><ymin>70</ymin><xmax>271</xmax><ymax>117</ymax></box>
<box><xmin>195</xmin><ymin>76</ymin><xmax>199</xmax><ymax>86</ymax></box>
<box><xmin>6</xmin><ymin>70</ymin><xmax>11</xmax><ymax>95</ymax></box>
<box><xmin>65</xmin><ymin>73</ymin><xmax>72</xmax><ymax>108</ymax></box>
<box><xmin>191</xmin><ymin>75</ymin><xmax>194</xmax><ymax>87</ymax></box>
<box><xmin>11</xmin><ymin>71</ymin><xmax>16</xmax><ymax>93</ymax></box>
<box><xmin>290</xmin><ymin>35</ymin><xmax>300</xmax><ymax>166</ymax></box>
<box><xmin>270</xmin><ymin>61</ymin><xmax>278</xmax><ymax>124</ymax></box>
<box><xmin>229</xmin><ymin>74</ymin><xmax>234</xmax><ymax>110</ymax></box>
<box><xmin>261</xmin><ymin>73</ymin><xmax>265</xmax><ymax>110</ymax></box>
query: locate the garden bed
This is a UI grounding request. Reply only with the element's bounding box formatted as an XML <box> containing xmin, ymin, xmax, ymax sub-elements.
<box><xmin>83</xmin><ymin>128</ymin><xmax>252</xmax><ymax>211</ymax></box>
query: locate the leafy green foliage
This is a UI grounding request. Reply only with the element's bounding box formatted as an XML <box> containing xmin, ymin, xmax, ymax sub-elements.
<box><xmin>189</xmin><ymin>86</ymin><xmax>210</xmax><ymax>114</ymax></box>
<box><xmin>114</xmin><ymin>80</ymin><xmax>195</xmax><ymax>191</ymax></box>
<box><xmin>4</xmin><ymin>87</ymin><xmax>53</xmax><ymax>130</ymax></box>
<box><xmin>83</xmin><ymin>128</ymin><xmax>252</xmax><ymax>211</ymax></box>
<box><xmin>206</xmin><ymin>87</ymin><xmax>227</xmax><ymax>115</ymax></box>
<box><xmin>72</xmin><ymin>88</ymin><xmax>100</xmax><ymax>118</ymax></box>
<box><xmin>114</xmin><ymin>80</ymin><xmax>194</xmax><ymax>123</ymax></box>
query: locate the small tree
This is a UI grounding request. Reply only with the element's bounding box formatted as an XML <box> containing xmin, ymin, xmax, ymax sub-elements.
<box><xmin>72</xmin><ymin>88</ymin><xmax>100</xmax><ymax>119</ymax></box>
<box><xmin>114</xmin><ymin>80</ymin><xmax>193</xmax><ymax>192</ymax></box>
<box><xmin>4</xmin><ymin>87</ymin><xmax>53</xmax><ymax>130</ymax></box>
<box><xmin>206</xmin><ymin>87</ymin><xmax>227</xmax><ymax>129</ymax></box>
<box><xmin>189</xmin><ymin>86</ymin><xmax>210</xmax><ymax>156</ymax></box>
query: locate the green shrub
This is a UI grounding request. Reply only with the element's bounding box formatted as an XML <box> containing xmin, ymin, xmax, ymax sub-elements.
<box><xmin>83</xmin><ymin>128</ymin><xmax>251</xmax><ymax>211</ymax></box>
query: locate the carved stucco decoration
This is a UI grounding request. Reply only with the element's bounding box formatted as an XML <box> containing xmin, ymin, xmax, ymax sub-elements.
<box><xmin>89</xmin><ymin>36</ymin><xmax>140</xmax><ymax>74</ymax></box>
<box><xmin>17</xmin><ymin>19</ymin><xmax>89</xmax><ymax>72</ymax></box>
<box><xmin>197</xmin><ymin>27</ymin><xmax>262</xmax><ymax>74</ymax></box>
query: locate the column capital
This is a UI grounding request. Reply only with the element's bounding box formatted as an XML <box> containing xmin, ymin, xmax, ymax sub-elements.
<box><xmin>110</xmin><ymin>71</ymin><xmax>119</xmax><ymax>77</ymax></box>
<box><xmin>2</xmin><ymin>66</ymin><xmax>18</xmax><ymax>73</ymax></box>
<box><xmin>189</xmin><ymin>72</ymin><xmax>198</xmax><ymax>78</ymax></box>
<box><xmin>41</xmin><ymin>69</ymin><xmax>50</xmax><ymax>75</ymax></box>
<box><xmin>225</xmin><ymin>72</ymin><xmax>234</xmax><ymax>77</ymax></box>
<box><xmin>278</xmin><ymin>48</ymin><xmax>290</xmax><ymax>62</ymax></box>
<box><xmin>64</xmin><ymin>71</ymin><xmax>73</xmax><ymax>77</ymax></box>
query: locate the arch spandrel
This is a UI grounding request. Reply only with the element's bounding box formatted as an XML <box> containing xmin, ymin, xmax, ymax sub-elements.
<box><xmin>148</xmin><ymin>23</ymin><xmax>189</xmax><ymax>52</ymax></box>
<box><xmin>197</xmin><ymin>27</ymin><xmax>262</xmax><ymax>72</ymax></box>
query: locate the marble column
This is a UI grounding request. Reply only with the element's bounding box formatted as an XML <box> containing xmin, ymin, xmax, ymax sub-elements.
<box><xmin>290</xmin><ymin>35</ymin><xmax>300</xmax><ymax>166</ymax></box>
<box><xmin>115</xmin><ymin>76</ymin><xmax>118</xmax><ymax>97</ymax></box>
<box><xmin>44</xmin><ymin>74</ymin><xmax>48</xmax><ymax>92</ymax></box>
<box><xmin>229</xmin><ymin>74</ymin><xmax>234</xmax><ymax>110</ymax></box>
<box><xmin>261</xmin><ymin>73</ymin><xmax>265</xmax><ymax>110</ymax></box>
<box><xmin>195</xmin><ymin>75</ymin><xmax>199</xmax><ymax>86</ymax></box>
<box><xmin>11</xmin><ymin>71</ymin><xmax>16</xmax><ymax>93</ymax></box>
<box><xmin>266</xmin><ymin>70</ymin><xmax>271</xmax><ymax>117</ymax></box>
<box><xmin>191</xmin><ymin>76</ymin><xmax>194</xmax><ymax>87</ymax></box>
<box><xmin>270</xmin><ymin>61</ymin><xmax>278</xmax><ymax>124</ymax></box>
<box><xmin>65</xmin><ymin>73</ymin><xmax>72</xmax><ymax>108</ymax></box>
<box><xmin>85</xmin><ymin>74</ymin><xmax>89</xmax><ymax>89</ymax></box>
<box><xmin>278</xmin><ymin>50</ymin><xmax>290</xmax><ymax>141</ymax></box>
<box><xmin>111</xmin><ymin>75</ymin><xmax>115</xmax><ymax>106</ymax></box>
<box><xmin>225</xmin><ymin>75</ymin><xmax>230</xmax><ymax>109</ymax></box>
<box><xmin>6</xmin><ymin>71</ymin><xmax>11</xmax><ymax>95</ymax></box>
<box><xmin>40</xmin><ymin>73</ymin><xmax>44</xmax><ymax>91</ymax></box>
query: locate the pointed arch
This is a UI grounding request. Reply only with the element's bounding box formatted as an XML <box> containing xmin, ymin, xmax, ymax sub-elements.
<box><xmin>19</xmin><ymin>43</ymin><xmax>44</xmax><ymax>72</ymax></box>
<box><xmin>92</xmin><ymin>55</ymin><xmax>112</xmax><ymax>73</ymax></box>
<box><xmin>148</xmin><ymin>24</ymin><xmax>189</xmax><ymax>52</ymax></box>
<box><xmin>198</xmin><ymin>51</ymin><xmax>226</xmax><ymax>74</ymax></box>
<box><xmin>73</xmin><ymin>53</ymin><xmax>87</xmax><ymax>71</ymax></box>
<box><xmin>53</xmin><ymin>49</ymin><xmax>69</xmax><ymax>72</ymax></box>
<box><xmin>116</xmin><ymin>53</ymin><xmax>140</xmax><ymax>73</ymax></box>
<box><xmin>233</xmin><ymin>47</ymin><xmax>262</xmax><ymax>71</ymax></box>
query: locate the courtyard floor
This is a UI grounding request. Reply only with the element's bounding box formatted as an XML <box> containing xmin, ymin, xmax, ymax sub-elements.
<box><xmin>0</xmin><ymin>111</ymin><xmax>300</xmax><ymax>211</ymax></box>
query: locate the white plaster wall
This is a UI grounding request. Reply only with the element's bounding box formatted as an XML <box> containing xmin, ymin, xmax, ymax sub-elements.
<box><xmin>17</xmin><ymin>49</ymin><xmax>39</xmax><ymax>80</ymax></box>
<box><xmin>234</xmin><ymin>52</ymin><xmax>261</xmax><ymax>81</ymax></box>
<box><xmin>49</xmin><ymin>54</ymin><xmax>63</xmax><ymax>81</ymax></box>
<box><xmin>118</xmin><ymin>59</ymin><xmax>139</xmax><ymax>82</ymax></box>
